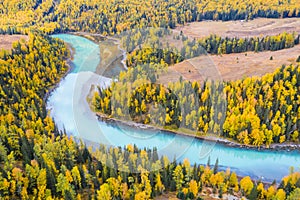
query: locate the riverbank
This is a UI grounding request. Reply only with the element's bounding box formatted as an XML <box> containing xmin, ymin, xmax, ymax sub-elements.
<box><xmin>72</xmin><ymin>32</ymin><xmax>127</xmax><ymax>78</ymax></box>
<box><xmin>95</xmin><ymin>112</ymin><xmax>300</xmax><ymax>152</ymax></box>
<box><xmin>43</xmin><ymin>43</ymin><xmax>75</xmax><ymax>102</ymax></box>
<box><xmin>71</xmin><ymin>32</ymin><xmax>106</xmax><ymax>43</ymax></box>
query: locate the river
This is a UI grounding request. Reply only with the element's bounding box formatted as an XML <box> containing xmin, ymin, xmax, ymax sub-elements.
<box><xmin>47</xmin><ymin>34</ymin><xmax>300</xmax><ymax>183</ymax></box>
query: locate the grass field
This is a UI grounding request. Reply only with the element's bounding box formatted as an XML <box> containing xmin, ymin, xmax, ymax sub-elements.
<box><xmin>157</xmin><ymin>44</ymin><xmax>300</xmax><ymax>85</ymax></box>
<box><xmin>175</xmin><ymin>18</ymin><xmax>300</xmax><ymax>38</ymax></box>
<box><xmin>0</xmin><ymin>35</ymin><xmax>28</xmax><ymax>50</ymax></box>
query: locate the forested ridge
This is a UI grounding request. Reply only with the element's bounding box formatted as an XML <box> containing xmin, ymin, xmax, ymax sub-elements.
<box><xmin>1</xmin><ymin>0</ymin><xmax>300</xmax><ymax>34</ymax></box>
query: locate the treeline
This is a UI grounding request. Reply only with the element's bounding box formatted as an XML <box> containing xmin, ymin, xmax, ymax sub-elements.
<box><xmin>0</xmin><ymin>26</ymin><xmax>28</xmax><ymax>35</ymax></box>
<box><xmin>124</xmin><ymin>30</ymin><xmax>300</xmax><ymax>70</ymax></box>
<box><xmin>223</xmin><ymin>65</ymin><xmax>299</xmax><ymax>145</ymax></box>
<box><xmin>1</xmin><ymin>0</ymin><xmax>300</xmax><ymax>34</ymax></box>
<box><xmin>89</xmin><ymin>144</ymin><xmax>300</xmax><ymax>200</ymax></box>
<box><xmin>123</xmin><ymin>28</ymin><xmax>183</xmax><ymax>67</ymax></box>
<box><xmin>93</xmin><ymin>64</ymin><xmax>299</xmax><ymax>146</ymax></box>
<box><xmin>184</xmin><ymin>32</ymin><xmax>300</xmax><ymax>57</ymax></box>
<box><xmin>117</xmin><ymin>28</ymin><xmax>300</xmax><ymax>72</ymax></box>
<box><xmin>126</xmin><ymin>47</ymin><xmax>184</xmax><ymax>68</ymax></box>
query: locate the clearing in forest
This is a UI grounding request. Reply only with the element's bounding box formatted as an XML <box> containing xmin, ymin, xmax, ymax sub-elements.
<box><xmin>157</xmin><ymin>44</ymin><xmax>300</xmax><ymax>84</ymax></box>
<box><xmin>0</xmin><ymin>35</ymin><xmax>29</xmax><ymax>50</ymax></box>
<box><xmin>175</xmin><ymin>18</ymin><xmax>300</xmax><ymax>38</ymax></box>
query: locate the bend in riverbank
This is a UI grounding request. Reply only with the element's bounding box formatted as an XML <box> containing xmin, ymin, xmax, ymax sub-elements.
<box><xmin>72</xmin><ymin>32</ymin><xmax>127</xmax><ymax>77</ymax></box>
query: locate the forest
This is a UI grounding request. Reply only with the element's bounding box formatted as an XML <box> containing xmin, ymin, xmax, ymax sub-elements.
<box><xmin>0</xmin><ymin>0</ymin><xmax>300</xmax><ymax>34</ymax></box>
<box><xmin>93</xmin><ymin>62</ymin><xmax>299</xmax><ymax>146</ymax></box>
<box><xmin>0</xmin><ymin>0</ymin><xmax>300</xmax><ymax>199</ymax></box>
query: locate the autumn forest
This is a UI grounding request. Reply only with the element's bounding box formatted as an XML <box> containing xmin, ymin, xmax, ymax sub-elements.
<box><xmin>0</xmin><ymin>0</ymin><xmax>300</xmax><ymax>199</ymax></box>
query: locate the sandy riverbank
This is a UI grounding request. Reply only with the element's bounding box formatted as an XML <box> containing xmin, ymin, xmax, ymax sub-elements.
<box><xmin>71</xmin><ymin>32</ymin><xmax>127</xmax><ymax>77</ymax></box>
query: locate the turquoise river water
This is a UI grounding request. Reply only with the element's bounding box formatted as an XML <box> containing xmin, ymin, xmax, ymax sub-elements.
<box><xmin>47</xmin><ymin>34</ymin><xmax>300</xmax><ymax>182</ymax></box>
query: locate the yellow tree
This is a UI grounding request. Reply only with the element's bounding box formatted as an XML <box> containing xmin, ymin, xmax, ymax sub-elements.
<box><xmin>71</xmin><ymin>166</ymin><xmax>81</xmax><ymax>189</ymax></box>
<box><xmin>189</xmin><ymin>180</ymin><xmax>198</xmax><ymax>197</ymax></box>
<box><xmin>135</xmin><ymin>191</ymin><xmax>148</xmax><ymax>200</ymax></box>
<box><xmin>37</xmin><ymin>168</ymin><xmax>47</xmax><ymax>199</ymax></box>
<box><xmin>240</xmin><ymin>176</ymin><xmax>253</xmax><ymax>196</ymax></box>
<box><xmin>56</xmin><ymin>173</ymin><xmax>74</xmax><ymax>198</ymax></box>
<box><xmin>107</xmin><ymin>177</ymin><xmax>121</xmax><ymax>198</ymax></box>
<box><xmin>140</xmin><ymin>172</ymin><xmax>152</xmax><ymax>199</ymax></box>
<box><xmin>154</xmin><ymin>173</ymin><xmax>165</xmax><ymax>195</ymax></box>
<box><xmin>274</xmin><ymin>189</ymin><xmax>286</xmax><ymax>200</ymax></box>
<box><xmin>257</xmin><ymin>182</ymin><xmax>266</xmax><ymax>199</ymax></box>
<box><xmin>229</xmin><ymin>172</ymin><xmax>239</xmax><ymax>192</ymax></box>
<box><xmin>97</xmin><ymin>183</ymin><xmax>111</xmax><ymax>200</ymax></box>
<box><xmin>173</xmin><ymin>165</ymin><xmax>184</xmax><ymax>191</ymax></box>
<box><xmin>266</xmin><ymin>185</ymin><xmax>276</xmax><ymax>200</ymax></box>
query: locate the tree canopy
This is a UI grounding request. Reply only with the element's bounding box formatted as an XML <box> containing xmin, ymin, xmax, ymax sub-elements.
<box><xmin>1</xmin><ymin>0</ymin><xmax>300</xmax><ymax>34</ymax></box>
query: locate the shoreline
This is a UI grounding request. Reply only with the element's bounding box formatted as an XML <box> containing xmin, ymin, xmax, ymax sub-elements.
<box><xmin>72</xmin><ymin>32</ymin><xmax>127</xmax><ymax>77</ymax></box>
<box><xmin>95</xmin><ymin>112</ymin><xmax>300</xmax><ymax>152</ymax></box>
<box><xmin>43</xmin><ymin>43</ymin><xmax>75</xmax><ymax>102</ymax></box>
